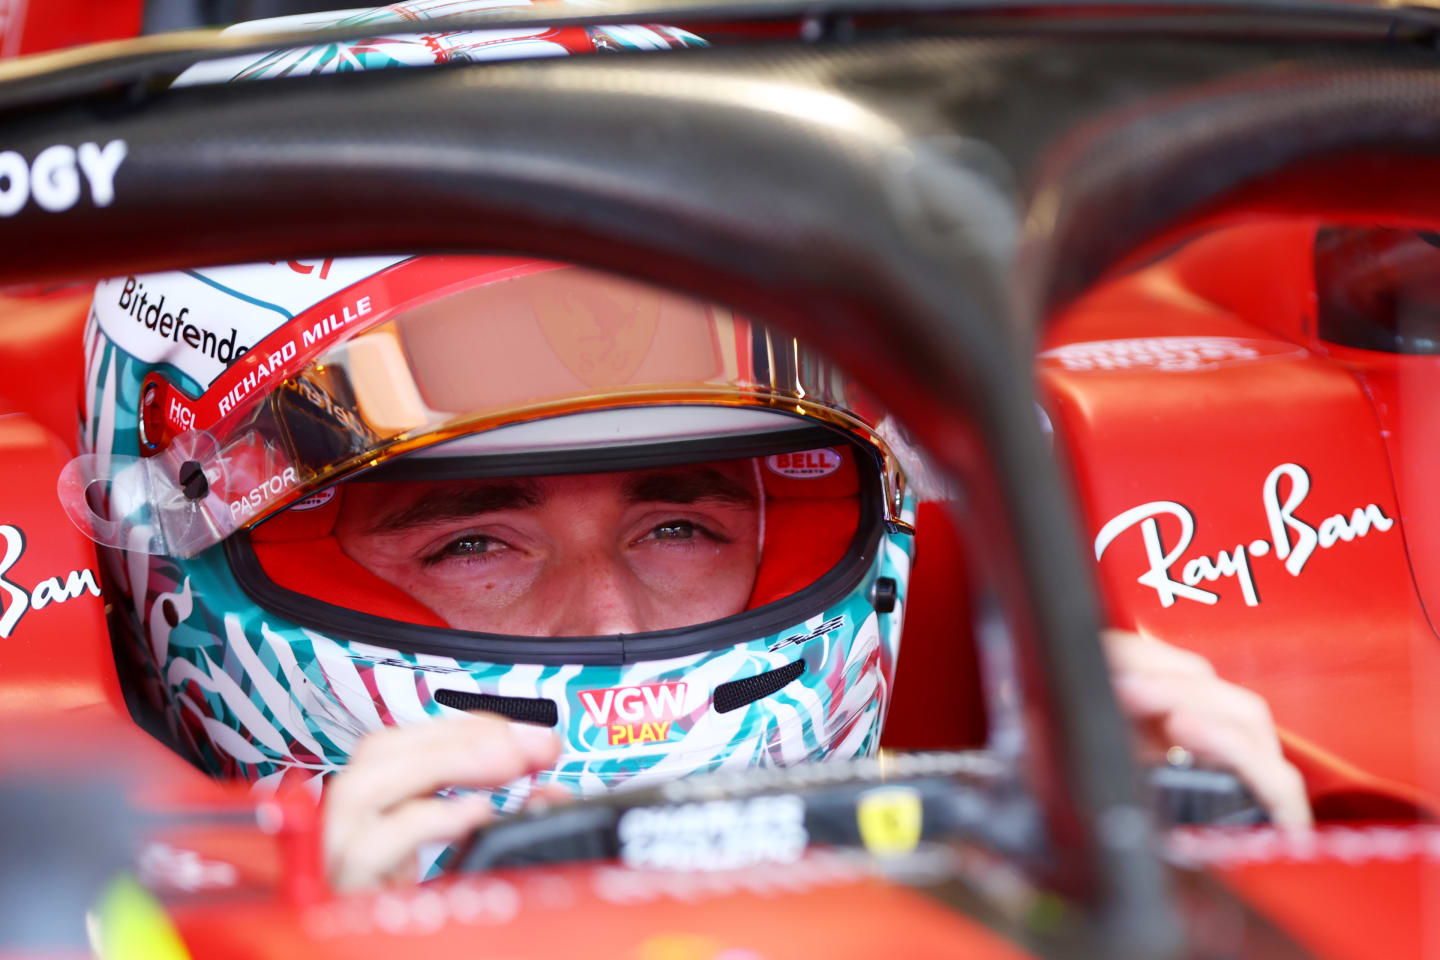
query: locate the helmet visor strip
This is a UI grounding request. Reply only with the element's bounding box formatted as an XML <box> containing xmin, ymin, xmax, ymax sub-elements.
<box><xmin>60</xmin><ymin>260</ymin><xmax>910</xmax><ymax>558</ymax></box>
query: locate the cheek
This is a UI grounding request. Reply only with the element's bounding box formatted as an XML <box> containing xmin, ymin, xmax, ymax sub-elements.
<box><xmin>362</xmin><ymin>556</ymin><xmax>546</xmax><ymax>632</ymax></box>
<box><xmin>403</xmin><ymin>564</ymin><xmax>530</xmax><ymax>600</ymax></box>
<box><xmin>630</xmin><ymin>543</ymin><xmax>759</xmax><ymax>619</ymax></box>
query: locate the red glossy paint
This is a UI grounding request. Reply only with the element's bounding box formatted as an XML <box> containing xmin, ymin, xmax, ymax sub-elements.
<box><xmin>1041</xmin><ymin>222</ymin><xmax>1440</xmax><ymax>816</ymax></box>
<box><xmin>1172</xmin><ymin>826</ymin><xmax>1440</xmax><ymax>960</ymax></box>
<box><xmin>0</xmin><ymin>411</ymin><xmax>123</xmax><ymax>719</ymax></box>
<box><xmin>882</xmin><ymin>502</ymin><xmax>989</xmax><ymax>751</ymax></box>
<box><xmin>0</xmin><ymin>286</ymin><xmax>93</xmax><ymax>454</ymax></box>
<box><xmin>0</xmin><ymin>0</ymin><xmax>142</xmax><ymax>59</ymax></box>
<box><xmin>163</xmin><ymin>853</ymin><xmax>1037</xmax><ymax>959</ymax></box>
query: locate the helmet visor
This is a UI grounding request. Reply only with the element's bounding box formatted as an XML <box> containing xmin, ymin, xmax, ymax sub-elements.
<box><xmin>61</xmin><ymin>260</ymin><xmax>908</xmax><ymax>558</ymax></box>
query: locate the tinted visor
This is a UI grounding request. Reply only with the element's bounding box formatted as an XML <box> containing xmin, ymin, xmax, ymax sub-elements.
<box><xmin>62</xmin><ymin>261</ymin><xmax>905</xmax><ymax>559</ymax></box>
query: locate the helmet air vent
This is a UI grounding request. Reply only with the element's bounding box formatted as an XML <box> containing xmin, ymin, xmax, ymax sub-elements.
<box><xmin>433</xmin><ymin>688</ymin><xmax>559</xmax><ymax>727</ymax></box>
<box><xmin>713</xmin><ymin>660</ymin><xmax>806</xmax><ymax>714</ymax></box>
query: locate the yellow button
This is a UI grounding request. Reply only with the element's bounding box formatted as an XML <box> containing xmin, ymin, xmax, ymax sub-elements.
<box><xmin>856</xmin><ymin>785</ymin><xmax>923</xmax><ymax>856</ymax></box>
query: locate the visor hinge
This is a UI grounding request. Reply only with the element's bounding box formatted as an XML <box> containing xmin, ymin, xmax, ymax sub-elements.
<box><xmin>869</xmin><ymin>577</ymin><xmax>898</xmax><ymax>614</ymax></box>
<box><xmin>178</xmin><ymin>460</ymin><xmax>209</xmax><ymax>501</ymax></box>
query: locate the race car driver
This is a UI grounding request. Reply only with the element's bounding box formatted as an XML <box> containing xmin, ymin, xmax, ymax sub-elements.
<box><xmin>59</xmin><ymin>1</ymin><xmax>1309</xmax><ymax>892</ymax></box>
<box><xmin>66</xmin><ymin>253</ymin><xmax>1310</xmax><ymax>892</ymax></box>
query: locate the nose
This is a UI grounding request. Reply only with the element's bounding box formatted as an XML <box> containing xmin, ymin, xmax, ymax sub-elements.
<box><xmin>550</xmin><ymin>549</ymin><xmax>646</xmax><ymax>637</ymax></box>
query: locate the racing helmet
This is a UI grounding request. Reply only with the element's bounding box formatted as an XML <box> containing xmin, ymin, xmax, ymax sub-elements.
<box><xmin>59</xmin><ymin>1</ymin><xmax>915</xmax><ymax>809</ymax></box>
<box><xmin>66</xmin><ymin>254</ymin><xmax>918</xmax><ymax>808</ymax></box>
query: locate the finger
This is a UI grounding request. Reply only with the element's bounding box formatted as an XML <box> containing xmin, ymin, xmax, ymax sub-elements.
<box><xmin>329</xmin><ymin>792</ymin><xmax>495</xmax><ymax>893</ymax></box>
<box><xmin>324</xmin><ymin>715</ymin><xmax>559</xmax><ymax>892</ymax></box>
<box><xmin>1110</xmin><ymin>668</ymin><xmax>1224</xmax><ymax>725</ymax></box>
<box><xmin>1161</xmin><ymin>700</ymin><xmax>1313</xmax><ymax>830</ymax></box>
<box><xmin>527</xmin><ymin>783</ymin><xmax>576</xmax><ymax>812</ymax></box>
<box><xmin>327</xmin><ymin>713</ymin><xmax>560</xmax><ymax>822</ymax></box>
<box><xmin>1122</xmin><ymin>669</ymin><xmax>1285</xmax><ymax>762</ymax></box>
<box><xmin>1107</xmin><ymin>648</ymin><xmax>1313</xmax><ymax>830</ymax></box>
<box><xmin>1102</xmin><ymin>629</ymin><xmax>1216</xmax><ymax>682</ymax></box>
<box><xmin>1261</xmin><ymin>762</ymin><xmax>1314</xmax><ymax>831</ymax></box>
<box><xmin>352</xmin><ymin>712</ymin><xmax>561</xmax><ymax>787</ymax></box>
<box><xmin>1108</xmin><ymin>649</ymin><xmax>1271</xmax><ymax>744</ymax></box>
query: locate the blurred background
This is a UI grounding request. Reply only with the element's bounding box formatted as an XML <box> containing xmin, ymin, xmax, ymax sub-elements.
<box><xmin>0</xmin><ymin>0</ymin><xmax>352</xmax><ymax>60</ymax></box>
<box><xmin>144</xmin><ymin>0</ymin><xmax>351</xmax><ymax>31</ymax></box>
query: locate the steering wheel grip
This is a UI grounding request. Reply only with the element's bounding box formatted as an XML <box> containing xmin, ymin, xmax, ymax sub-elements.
<box><xmin>1149</xmin><ymin>764</ymin><xmax>1269</xmax><ymax>827</ymax></box>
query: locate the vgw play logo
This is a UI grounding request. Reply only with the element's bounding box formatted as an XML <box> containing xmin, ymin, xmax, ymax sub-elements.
<box><xmin>579</xmin><ymin>681</ymin><xmax>687</xmax><ymax>746</ymax></box>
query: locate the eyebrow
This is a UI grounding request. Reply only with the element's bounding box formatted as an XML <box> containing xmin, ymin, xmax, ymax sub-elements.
<box><xmin>365</xmin><ymin>480</ymin><xmax>543</xmax><ymax>534</ymax></box>
<box><xmin>623</xmin><ymin>467</ymin><xmax>757</xmax><ymax>506</ymax></box>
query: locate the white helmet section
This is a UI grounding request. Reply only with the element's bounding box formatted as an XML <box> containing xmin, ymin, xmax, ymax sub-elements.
<box><xmin>102</xmin><ymin>0</ymin><xmax>705</xmax><ymax>392</ymax></box>
<box><xmin>409</xmin><ymin>406</ymin><xmax>822</xmax><ymax>458</ymax></box>
<box><xmin>172</xmin><ymin>0</ymin><xmax>703</xmax><ymax>88</ymax></box>
<box><xmin>90</xmin><ymin>257</ymin><xmax>408</xmax><ymax>391</ymax></box>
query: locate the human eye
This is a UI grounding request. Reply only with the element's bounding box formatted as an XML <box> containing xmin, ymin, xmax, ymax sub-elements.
<box><xmin>635</xmin><ymin>519</ymin><xmax>731</xmax><ymax>546</ymax></box>
<box><xmin>421</xmin><ymin>533</ymin><xmax>510</xmax><ymax>567</ymax></box>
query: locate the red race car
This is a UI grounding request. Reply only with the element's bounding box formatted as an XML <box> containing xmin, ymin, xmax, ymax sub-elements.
<box><xmin>0</xmin><ymin>0</ymin><xmax>140</xmax><ymax>60</ymax></box>
<box><xmin>1</xmin><ymin>1</ymin><xmax>1439</xmax><ymax>957</ymax></box>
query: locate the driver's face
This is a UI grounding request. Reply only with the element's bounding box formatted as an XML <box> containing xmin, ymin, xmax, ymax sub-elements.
<box><xmin>333</xmin><ymin>461</ymin><xmax>762</xmax><ymax>636</ymax></box>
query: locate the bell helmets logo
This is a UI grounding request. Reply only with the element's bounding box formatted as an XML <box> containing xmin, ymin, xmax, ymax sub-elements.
<box><xmin>766</xmin><ymin>449</ymin><xmax>841</xmax><ymax>479</ymax></box>
<box><xmin>579</xmin><ymin>681</ymin><xmax>687</xmax><ymax>746</ymax></box>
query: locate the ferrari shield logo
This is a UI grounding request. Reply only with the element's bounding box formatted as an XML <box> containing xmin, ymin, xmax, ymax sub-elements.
<box><xmin>856</xmin><ymin>786</ymin><xmax>923</xmax><ymax>856</ymax></box>
<box><xmin>534</xmin><ymin>270</ymin><xmax>660</xmax><ymax>388</ymax></box>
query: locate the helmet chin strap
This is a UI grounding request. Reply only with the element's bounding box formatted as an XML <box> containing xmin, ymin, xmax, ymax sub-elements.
<box><xmin>752</xmin><ymin>457</ymin><xmax>767</xmax><ymax>558</ymax></box>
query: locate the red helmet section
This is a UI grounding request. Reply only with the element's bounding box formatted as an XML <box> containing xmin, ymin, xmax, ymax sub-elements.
<box><xmin>249</xmin><ymin>446</ymin><xmax>862</xmax><ymax>628</ymax></box>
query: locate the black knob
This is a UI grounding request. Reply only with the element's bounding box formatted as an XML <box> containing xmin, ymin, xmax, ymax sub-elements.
<box><xmin>870</xmin><ymin>577</ymin><xmax>898</xmax><ymax>613</ymax></box>
<box><xmin>178</xmin><ymin>460</ymin><xmax>209</xmax><ymax>501</ymax></box>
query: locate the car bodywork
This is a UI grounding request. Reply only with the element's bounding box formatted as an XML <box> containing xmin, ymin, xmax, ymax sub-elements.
<box><xmin>2</xmin><ymin>1</ymin><xmax>1440</xmax><ymax>957</ymax></box>
<box><xmin>0</xmin><ymin>0</ymin><xmax>140</xmax><ymax>61</ymax></box>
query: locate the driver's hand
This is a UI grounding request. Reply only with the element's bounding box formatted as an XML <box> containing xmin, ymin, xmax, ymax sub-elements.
<box><xmin>323</xmin><ymin>712</ymin><xmax>561</xmax><ymax>892</ymax></box>
<box><xmin>1102</xmin><ymin>629</ymin><xmax>1313</xmax><ymax>830</ymax></box>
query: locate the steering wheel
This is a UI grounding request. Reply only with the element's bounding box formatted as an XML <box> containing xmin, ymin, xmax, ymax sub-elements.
<box><xmin>452</xmin><ymin>751</ymin><xmax>1266</xmax><ymax>874</ymax></box>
